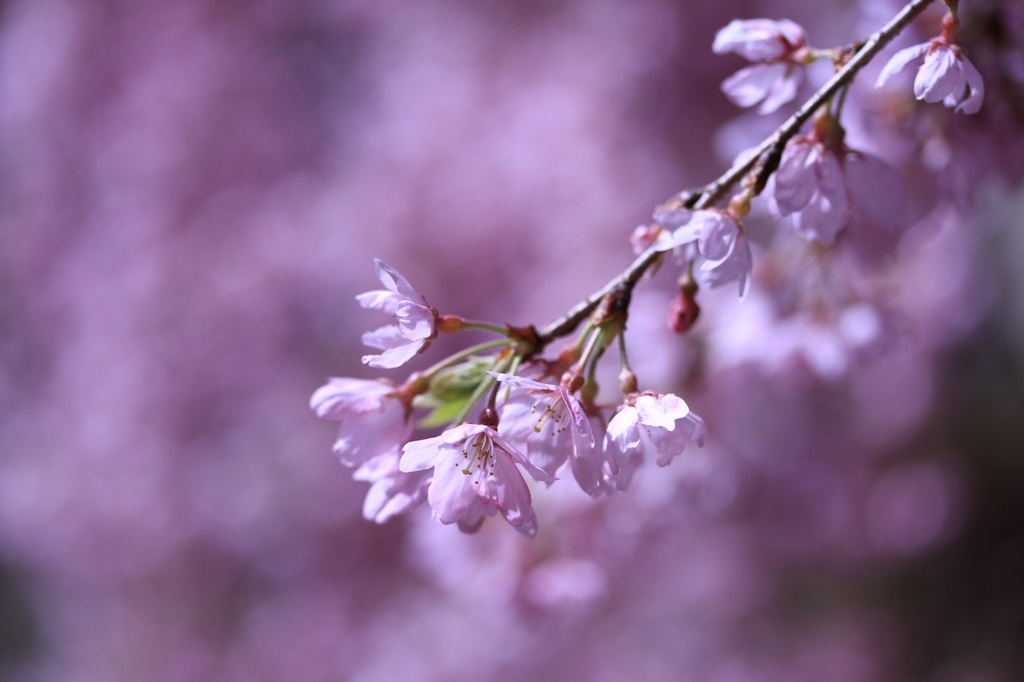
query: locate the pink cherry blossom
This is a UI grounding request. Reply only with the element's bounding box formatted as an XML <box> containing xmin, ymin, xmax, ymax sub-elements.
<box><xmin>699</xmin><ymin>233</ymin><xmax>752</xmax><ymax>299</ymax></box>
<box><xmin>670</xmin><ymin>210</ymin><xmax>753</xmax><ymax>298</ymax></box>
<box><xmin>721</xmin><ymin>63</ymin><xmax>803</xmax><ymax>114</ymax></box>
<box><xmin>400</xmin><ymin>422</ymin><xmax>553</xmax><ymax>537</ymax></box>
<box><xmin>353</xmin><ymin>450</ymin><xmax>429</xmax><ymax>524</ymax></box>
<box><xmin>875</xmin><ymin>41</ymin><xmax>984</xmax><ymax>114</ymax></box>
<box><xmin>310</xmin><ymin>377</ymin><xmax>412</xmax><ymax>467</ymax></box>
<box><xmin>713</xmin><ymin>18</ymin><xmax>808</xmax><ymax>114</ymax></box>
<box><xmin>771</xmin><ymin>132</ymin><xmax>916</xmax><ymax>248</ymax></box>
<box><xmin>713</xmin><ymin>18</ymin><xmax>806</xmax><ymax>62</ymax></box>
<box><xmin>631</xmin><ymin>206</ymin><xmax>696</xmax><ymax>255</ymax></box>
<box><xmin>357</xmin><ymin>259</ymin><xmax>438</xmax><ymax>368</ymax></box>
<box><xmin>772</xmin><ymin>137</ymin><xmax>852</xmax><ymax>245</ymax></box>
<box><xmin>605</xmin><ymin>393</ymin><xmax>706</xmax><ymax>488</ymax></box>
<box><xmin>491</xmin><ymin>372</ymin><xmax>606</xmax><ymax>496</ymax></box>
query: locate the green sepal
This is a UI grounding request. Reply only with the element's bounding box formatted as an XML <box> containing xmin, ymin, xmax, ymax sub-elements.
<box><xmin>413</xmin><ymin>356</ymin><xmax>493</xmax><ymax>428</ymax></box>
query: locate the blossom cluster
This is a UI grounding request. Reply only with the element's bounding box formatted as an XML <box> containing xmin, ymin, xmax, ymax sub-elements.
<box><xmin>313</xmin><ymin>260</ymin><xmax>706</xmax><ymax>536</ymax></box>
<box><xmin>5</xmin><ymin>0</ymin><xmax>1022</xmax><ymax>679</ymax></box>
<box><xmin>314</xmin><ymin>4</ymin><xmax>988</xmax><ymax>538</ymax></box>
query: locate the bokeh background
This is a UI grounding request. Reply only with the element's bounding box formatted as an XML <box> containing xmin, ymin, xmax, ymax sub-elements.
<box><xmin>1</xmin><ymin>0</ymin><xmax>1023</xmax><ymax>680</ymax></box>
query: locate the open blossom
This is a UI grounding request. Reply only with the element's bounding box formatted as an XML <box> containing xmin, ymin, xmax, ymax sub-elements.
<box><xmin>630</xmin><ymin>205</ymin><xmax>696</xmax><ymax>256</ymax></box>
<box><xmin>605</xmin><ymin>393</ymin><xmax>706</xmax><ymax>491</ymax></box>
<box><xmin>670</xmin><ymin>210</ymin><xmax>752</xmax><ymax>298</ymax></box>
<box><xmin>310</xmin><ymin>377</ymin><xmax>412</xmax><ymax>467</ymax></box>
<box><xmin>771</xmin><ymin>130</ymin><xmax>914</xmax><ymax>246</ymax></box>
<box><xmin>713</xmin><ymin>18</ymin><xmax>809</xmax><ymax>114</ymax></box>
<box><xmin>353</xmin><ymin>450</ymin><xmax>429</xmax><ymax>524</ymax></box>
<box><xmin>875</xmin><ymin>40</ymin><xmax>984</xmax><ymax>114</ymax></box>
<box><xmin>773</xmin><ymin>136</ymin><xmax>851</xmax><ymax>245</ymax></box>
<box><xmin>491</xmin><ymin>372</ymin><xmax>606</xmax><ymax>497</ymax></box>
<box><xmin>400</xmin><ymin>423</ymin><xmax>553</xmax><ymax>537</ymax></box>
<box><xmin>357</xmin><ymin>259</ymin><xmax>438</xmax><ymax>368</ymax></box>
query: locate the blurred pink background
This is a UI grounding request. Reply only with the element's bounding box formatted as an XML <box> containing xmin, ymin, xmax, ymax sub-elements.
<box><xmin>1</xmin><ymin>0</ymin><xmax>1023</xmax><ymax>680</ymax></box>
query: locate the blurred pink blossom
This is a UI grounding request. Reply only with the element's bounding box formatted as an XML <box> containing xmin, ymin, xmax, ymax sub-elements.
<box><xmin>713</xmin><ymin>18</ymin><xmax>809</xmax><ymax>113</ymax></box>
<box><xmin>309</xmin><ymin>377</ymin><xmax>411</xmax><ymax>467</ymax></box>
<box><xmin>773</xmin><ymin>136</ymin><xmax>851</xmax><ymax>244</ymax></box>
<box><xmin>671</xmin><ymin>210</ymin><xmax>753</xmax><ymax>297</ymax></box>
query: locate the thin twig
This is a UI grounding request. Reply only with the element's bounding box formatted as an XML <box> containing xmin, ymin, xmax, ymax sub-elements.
<box><xmin>537</xmin><ymin>0</ymin><xmax>936</xmax><ymax>345</ymax></box>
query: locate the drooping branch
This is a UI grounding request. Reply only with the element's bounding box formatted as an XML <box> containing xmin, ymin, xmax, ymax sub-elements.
<box><xmin>536</xmin><ymin>0</ymin><xmax>937</xmax><ymax>346</ymax></box>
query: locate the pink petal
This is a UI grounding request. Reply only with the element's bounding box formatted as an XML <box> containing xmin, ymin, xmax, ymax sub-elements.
<box><xmin>355</xmin><ymin>289</ymin><xmax>398</xmax><ymax>313</ymax></box>
<box><xmin>559</xmin><ymin>385</ymin><xmax>595</xmax><ymax>448</ymax></box>
<box><xmin>712</xmin><ymin>19</ymin><xmax>804</xmax><ymax>61</ymax></box>
<box><xmin>399</xmin><ymin>436</ymin><xmax>444</xmax><ymax>472</ymax></box>
<box><xmin>915</xmin><ymin>47</ymin><xmax>962</xmax><ymax>103</ymax></box>
<box><xmin>875</xmin><ymin>42</ymin><xmax>929</xmax><ymax>88</ymax></box>
<box><xmin>697</xmin><ymin>212</ymin><xmax>739</xmax><ymax>263</ymax></box>
<box><xmin>721</xmin><ymin>63</ymin><xmax>788</xmax><ymax>109</ymax></box>
<box><xmin>635</xmin><ymin>394</ymin><xmax>690</xmax><ymax>430</ymax></box>
<box><xmin>373</xmin><ymin>258</ymin><xmax>425</xmax><ymax>302</ymax></box>
<box><xmin>569</xmin><ymin>444</ymin><xmax>605</xmax><ymax>497</ymax></box>
<box><xmin>774</xmin><ymin>19</ymin><xmax>806</xmax><ymax>49</ymax></box>
<box><xmin>492</xmin><ymin>431</ymin><xmax>555</xmax><ymax>483</ymax></box>
<box><xmin>700</xmin><ymin>235</ymin><xmax>752</xmax><ymax>299</ymax></box>
<box><xmin>757</xmin><ymin>69</ymin><xmax>800</xmax><ymax>114</ymax></box>
<box><xmin>361</xmin><ymin>471</ymin><xmax>427</xmax><ymax>524</ymax></box>
<box><xmin>427</xmin><ymin>466</ymin><xmax>478</xmax><ymax>524</ymax></box>
<box><xmin>606</xmin><ymin>407</ymin><xmax>641</xmax><ymax>452</ymax></box>
<box><xmin>652</xmin><ymin>428</ymin><xmax>691</xmax><ymax>466</ymax></box>
<box><xmin>489</xmin><ymin>371</ymin><xmax>553</xmax><ymax>392</ymax></box>
<box><xmin>361</xmin><ymin>335</ymin><xmax>420</xmax><ymax>368</ymax></box>
<box><xmin>773</xmin><ymin>139</ymin><xmax>816</xmax><ymax>215</ymax></box>
<box><xmin>490</xmin><ymin>455</ymin><xmax>539</xmax><ymax>536</ymax></box>
<box><xmin>680</xmin><ymin>413</ymin><xmax>707</xmax><ymax>447</ymax></box>
<box><xmin>955</xmin><ymin>57</ymin><xmax>984</xmax><ymax>114</ymax></box>
<box><xmin>653</xmin><ymin>207</ymin><xmax>693</xmax><ymax>229</ymax></box>
<box><xmin>309</xmin><ymin>377</ymin><xmax>391</xmax><ymax>417</ymax></box>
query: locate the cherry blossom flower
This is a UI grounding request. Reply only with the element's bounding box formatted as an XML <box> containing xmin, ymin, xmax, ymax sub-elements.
<box><xmin>400</xmin><ymin>423</ymin><xmax>553</xmax><ymax>537</ymax></box>
<box><xmin>310</xmin><ymin>377</ymin><xmax>412</xmax><ymax>467</ymax></box>
<box><xmin>670</xmin><ymin>210</ymin><xmax>753</xmax><ymax>298</ymax></box>
<box><xmin>773</xmin><ymin>137</ymin><xmax>851</xmax><ymax>245</ymax></box>
<box><xmin>875</xmin><ymin>40</ymin><xmax>984</xmax><ymax>114</ymax></box>
<box><xmin>770</xmin><ymin>129</ymin><xmax>915</xmax><ymax>247</ymax></box>
<box><xmin>491</xmin><ymin>372</ymin><xmax>605</xmax><ymax>497</ymax></box>
<box><xmin>630</xmin><ymin>206</ymin><xmax>696</xmax><ymax>256</ymax></box>
<box><xmin>353</xmin><ymin>450</ymin><xmax>430</xmax><ymax>524</ymax></box>
<box><xmin>357</xmin><ymin>259</ymin><xmax>438</xmax><ymax>368</ymax></box>
<box><xmin>700</xmin><ymin>233</ymin><xmax>753</xmax><ymax>298</ymax></box>
<box><xmin>713</xmin><ymin>18</ymin><xmax>809</xmax><ymax>114</ymax></box>
<box><xmin>605</xmin><ymin>393</ymin><xmax>707</xmax><ymax>490</ymax></box>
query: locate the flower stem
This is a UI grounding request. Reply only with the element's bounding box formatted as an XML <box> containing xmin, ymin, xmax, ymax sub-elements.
<box><xmin>417</xmin><ymin>339</ymin><xmax>512</xmax><ymax>381</ymax></box>
<box><xmin>458</xmin><ymin>321</ymin><xmax>513</xmax><ymax>336</ymax></box>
